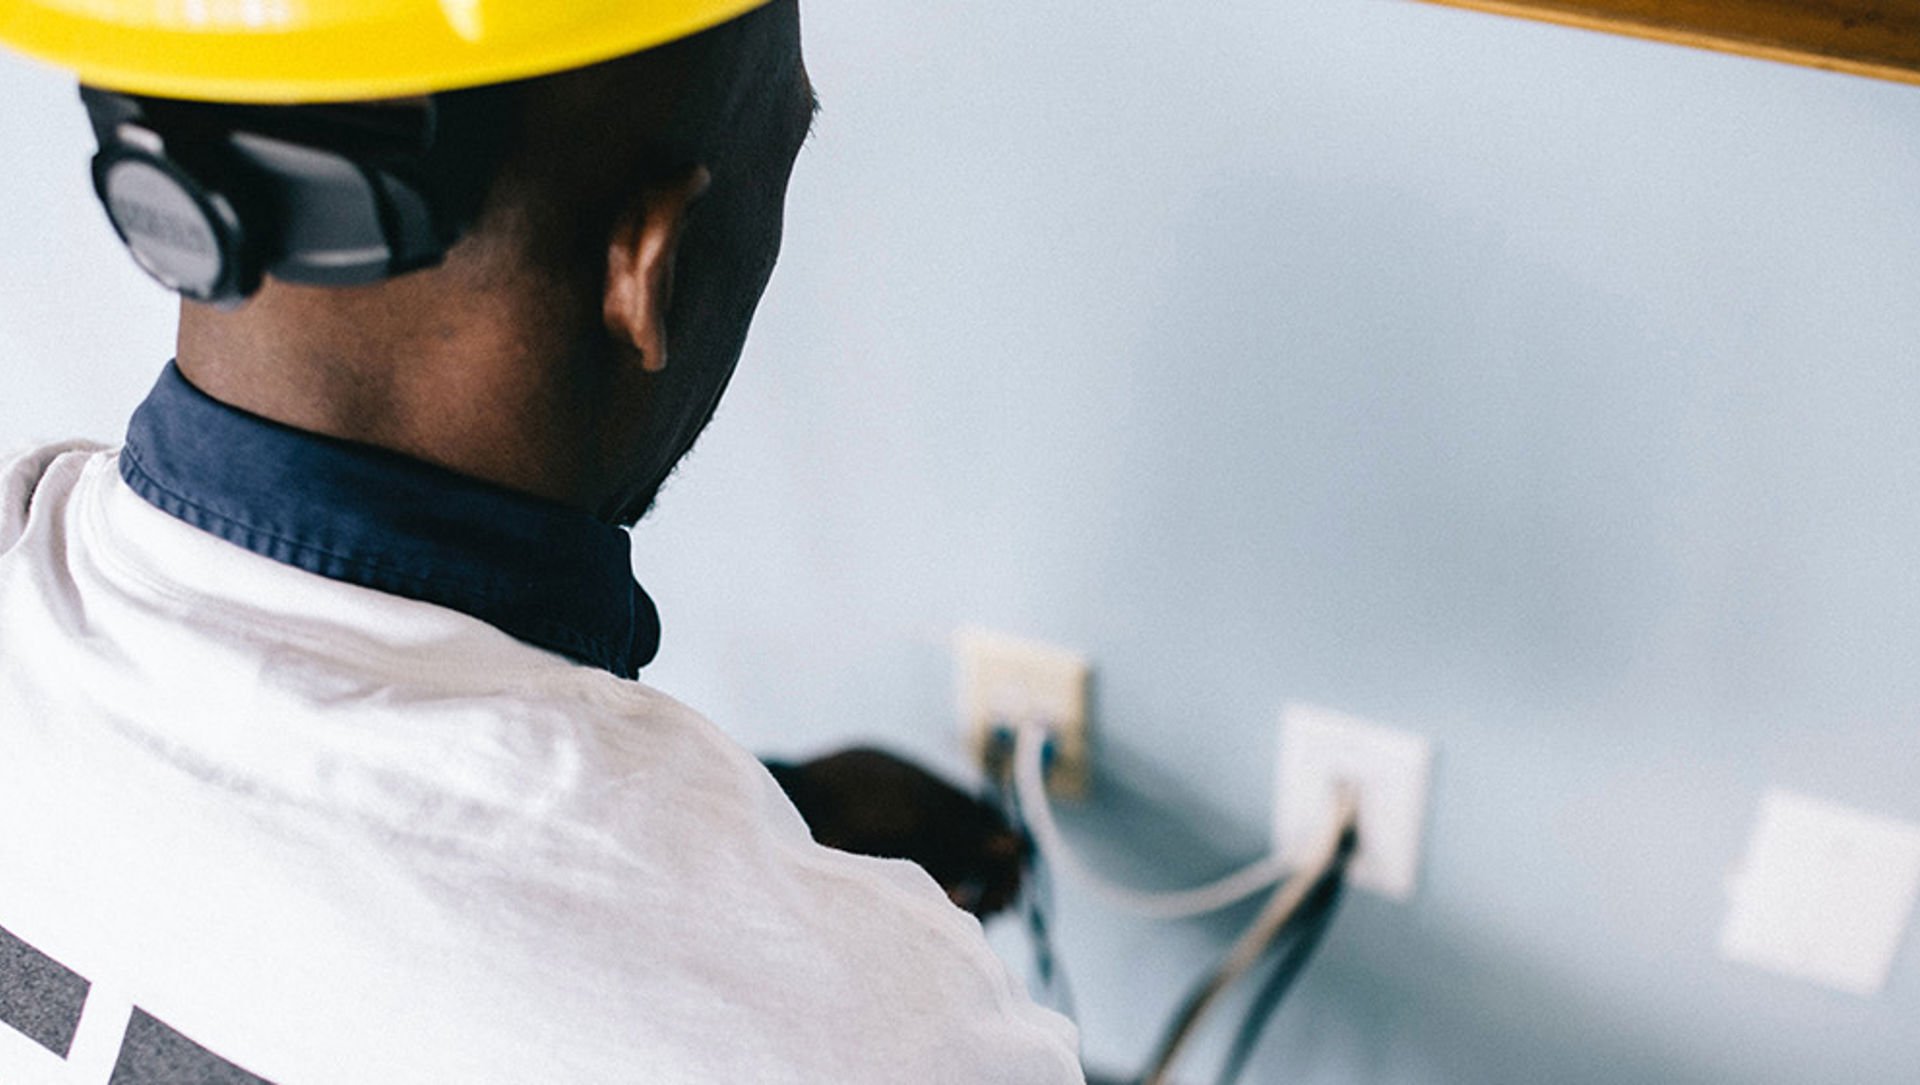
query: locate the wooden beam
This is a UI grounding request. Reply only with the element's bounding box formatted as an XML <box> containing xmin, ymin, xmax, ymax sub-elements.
<box><xmin>1414</xmin><ymin>1</ymin><xmax>1920</xmax><ymax>86</ymax></box>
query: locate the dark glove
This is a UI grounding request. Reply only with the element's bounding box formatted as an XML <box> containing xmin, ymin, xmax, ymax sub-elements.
<box><xmin>765</xmin><ymin>746</ymin><xmax>1025</xmax><ymax>919</ymax></box>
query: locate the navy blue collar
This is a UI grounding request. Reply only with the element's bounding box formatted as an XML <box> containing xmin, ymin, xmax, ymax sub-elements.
<box><xmin>120</xmin><ymin>362</ymin><xmax>659</xmax><ymax>678</ymax></box>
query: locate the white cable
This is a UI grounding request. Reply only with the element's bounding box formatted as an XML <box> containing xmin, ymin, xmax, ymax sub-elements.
<box><xmin>1140</xmin><ymin>788</ymin><xmax>1358</xmax><ymax>1085</ymax></box>
<box><xmin>1011</xmin><ymin>720</ymin><xmax>1290</xmax><ymax>921</ymax></box>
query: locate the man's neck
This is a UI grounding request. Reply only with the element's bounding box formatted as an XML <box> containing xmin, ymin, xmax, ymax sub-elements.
<box><xmin>174</xmin><ymin>275</ymin><xmax>607</xmax><ymax>511</ymax></box>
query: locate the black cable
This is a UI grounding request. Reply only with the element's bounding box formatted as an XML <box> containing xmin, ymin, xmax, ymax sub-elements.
<box><xmin>1136</xmin><ymin>820</ymin><xmax>1356</xmax><ymax>1085</ymax></box>
<box><xmin>1212</xmin><ymin>866</ymin><xmax>1348</xmax><ymax>1085</ymax></box>
<box><xmin>984</xmin><ymin>727</ymin><xmax>1078</xmax><ymax>1020</ymax></box>
<box><xmin>1020</xmin><ymin>832</ymin><xmax>1078</xmax><ymax>1019</ymax></box>
<box><xmin>988</xmin><ymin>720</ymin><xmax>1353</xmax><ymax>1081</ymax></box>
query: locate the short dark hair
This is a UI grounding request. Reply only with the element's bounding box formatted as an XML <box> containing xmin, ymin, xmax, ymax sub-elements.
<box><xmin>447</xmin><ymin>5</ymin><xmax>784</xmax><ymax>274</ymax></box>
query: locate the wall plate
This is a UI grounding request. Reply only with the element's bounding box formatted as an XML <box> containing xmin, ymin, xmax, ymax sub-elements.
<box><xmin>1274</xmin><ymin>703</ymin><xmax>1433</xmax><ymax>901</ymax></box>
<box><xmin>1720</xmin><ymin>789</ymin><xmax>1920</xmax><ymax>996</ymax></box>
<box><xmin>953</xmin><ymin>628</ymin><xmax>1090</xmax><ymax>797</ymax></box>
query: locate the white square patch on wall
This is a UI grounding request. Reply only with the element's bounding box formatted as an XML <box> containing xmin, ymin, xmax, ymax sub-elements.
<box><xmin>1720</xmin><ymin>790</ymin><xmax>1920</xmax><ymax>996</ymax></box>
<box><xmin>1274</xmin><ymin>703</ymin><xmax>1433</xmax><ymax>902</ymax></box>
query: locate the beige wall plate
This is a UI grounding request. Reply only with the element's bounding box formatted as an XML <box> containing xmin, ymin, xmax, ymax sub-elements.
<box><xmin>953</xmin><ymin>628</ymin><xmax>1091</xmax><ymax>798</ymax></box>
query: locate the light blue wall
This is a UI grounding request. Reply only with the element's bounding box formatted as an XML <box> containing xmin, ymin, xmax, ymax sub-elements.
<box><xmin>0</xmin><ymin>56</ymin><xmax>173</xmax><ymax>446</ymax></box>
<box><xmin>4</xmin><ymin>2</ymin><xmax>1919</xmax><ymax>1081</ymax></box>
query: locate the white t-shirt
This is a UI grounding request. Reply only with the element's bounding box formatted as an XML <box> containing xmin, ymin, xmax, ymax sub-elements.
<box><xmin>0</xmin><ymin>442</ymin><xmax>1083</xmax><ymax>1084</ymax></box>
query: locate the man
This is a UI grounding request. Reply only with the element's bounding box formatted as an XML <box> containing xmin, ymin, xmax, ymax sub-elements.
<box><xmin>0</xmin><ymin>2</ymin><xmax>1082</xmax><ymax>1081</ymax></box>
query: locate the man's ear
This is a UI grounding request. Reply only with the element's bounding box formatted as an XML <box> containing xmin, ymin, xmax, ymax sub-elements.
<box><xmin>603</xmin><ymin>166</ymin><xmax>712</xmax><ymax>374</ymax></box>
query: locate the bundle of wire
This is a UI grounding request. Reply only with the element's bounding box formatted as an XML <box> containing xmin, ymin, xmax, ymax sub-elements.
<box><xmin>982</xmin><ymin>727</ymin><xmax>1078</xmax><ymax>1022</ymax></box>
<box><xmin>993</xmin><ymin>720</ymin><xmax>1361</xmax><ymax>1085</ymax></box>
<box><xmin>1137</xmin><ymin>797</ymin><xmax>1357</xmax><ymax>1085</ymax></box>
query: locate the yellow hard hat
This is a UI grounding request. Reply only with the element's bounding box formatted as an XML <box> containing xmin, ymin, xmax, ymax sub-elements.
<box><xmin>0</xmin><ymin>0</ymin><xmax>773</xmax><ymax>103</ymax></box>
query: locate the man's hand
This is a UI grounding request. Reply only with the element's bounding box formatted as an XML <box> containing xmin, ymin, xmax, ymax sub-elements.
<box><xmin>766</xmin><ymin>747</ymin><xmax>1025</xmax><ymax>919</ymax></box>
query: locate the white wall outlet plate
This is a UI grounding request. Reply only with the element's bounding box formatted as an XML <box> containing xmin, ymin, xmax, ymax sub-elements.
<box><xmin>1274</xmin><ymin>703</ymin><xmax>1433</xmax><ymax>901</ymax></box>
<box><xmin>953</xmin><ymin>628</ymin><xmax>1090</xmax><ymax>797</ymax></box>
<box><xmin>1719</xmin><ymin>789</ymin><xmax>1920</xmax><ymax>996</ymax></box>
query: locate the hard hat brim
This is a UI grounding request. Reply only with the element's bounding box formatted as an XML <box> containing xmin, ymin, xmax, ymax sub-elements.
<box><xmin>0</xmin><ymin>0</ymin><xmax>773</xmax><ymax>103</ymax></box>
